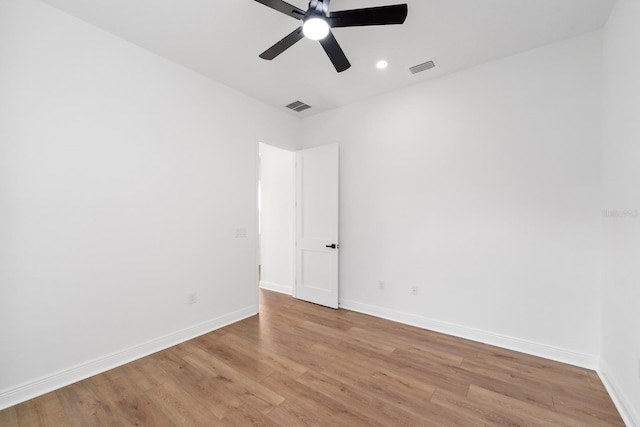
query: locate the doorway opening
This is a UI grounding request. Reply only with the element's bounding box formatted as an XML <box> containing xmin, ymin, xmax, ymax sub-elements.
<box><xmin>258</xmin><ymin>142</ymin><xmax>295</xmax><ymax>296</ymax></box>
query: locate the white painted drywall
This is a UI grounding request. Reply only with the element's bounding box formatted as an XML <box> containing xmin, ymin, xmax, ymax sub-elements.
<box><xmin>259</xmin><ymin>143</ymin><xmax>295</xmax><ymax>295</ymax></box>
<box><xmin>601</xmin><ymin>1</ymin><xmax>640</xmax><ymax>424</ymax></box>
<box><xmin>299</xmin><ymin>32</ymin><xmax>603</xmax><ymax>366</ymax></box>
<box><xmin>0</xmin><ymin>0</ymin><xmax>298</xmax><ymax>406</ymax></box>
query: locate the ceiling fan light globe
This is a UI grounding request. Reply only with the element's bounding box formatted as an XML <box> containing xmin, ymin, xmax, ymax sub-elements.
<box><xmin>303</xmin><ymin>17</ymin><xmax>330</xmax><ymax>40</ymax></box>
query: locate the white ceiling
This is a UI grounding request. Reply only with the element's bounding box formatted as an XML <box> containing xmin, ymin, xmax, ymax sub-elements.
<box><xmin>40</xmin><ymin>0</ymin><xmax>615</xmax><ymax>117</ymax></box>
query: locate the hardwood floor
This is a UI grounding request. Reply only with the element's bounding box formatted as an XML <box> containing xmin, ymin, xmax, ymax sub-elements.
<box><xmin>0</xmin><ymin>289</ymin><xmax>624</xmax><ymax>426</ymax></box>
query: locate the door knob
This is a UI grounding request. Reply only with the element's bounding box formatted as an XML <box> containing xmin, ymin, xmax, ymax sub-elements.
<box><xmin>325</xmin><ymin>244</ymin><xmax>338</xmax><ymax>249</ymax></box>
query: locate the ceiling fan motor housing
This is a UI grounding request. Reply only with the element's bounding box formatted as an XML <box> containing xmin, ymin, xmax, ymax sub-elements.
<box><xmin>307</xmin><ymin>0</ymin><xmax>330</xmax><ymax>16</ymax></box>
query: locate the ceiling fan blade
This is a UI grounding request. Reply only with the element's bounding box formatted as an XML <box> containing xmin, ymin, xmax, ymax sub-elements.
<box><xmin>259</xmin><ymin>27</ymin><xmax>305</xmax><ymax>60</ymax></box>
<box><xmin>328</xmin><ymin>4</ymin><xmax>408</xmax><ymax>27</ymax></box>
<box><xmin>254</xmin><ymin>0</ymin><xmax>306</xmax><ymax>20</ymax></box>
<box><xmin>319</xmin><ymin>31</ymin><xmax>351</xmax><ymax>72</ymax></box>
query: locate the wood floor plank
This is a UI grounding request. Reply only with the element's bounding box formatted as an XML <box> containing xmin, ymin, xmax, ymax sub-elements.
<box><xmin>89</xmin><ymin>374</ymin><xmax>173</xmax><ymax>427</ymax></box>
<box><xmin>395</xmin><ymin>341</ymin><xmax>465</xmax><ymax>367</ymax></box>
<box><xmin>281</xmin><ymin>305</ymin><xmax>358</xmax><ymax>332</ymax></box>
<box><xmin>474</xmin><ymin>349</ymin><xmax>599</xmax><ymax>391</ymax></box>
<box><xmin>261</xmin><ymin>371</ymin><xmax>383</xmax><ymax>427</ymax></box>
<box><xmin>56</xmin><ymin>378</ymin><xmax>122</xmax><ymax>427</ymax></box>
<box><xmin>311</xmin><ymin>342</ymin><xmax>438</xmax><ymax>403</ymax></box>
<box><xmin>230</xmin><ymin>323</ymin><xmax>333</xmax><ymax>372</ymax></box>
<box><xmin>152</xmin><ymin>348</ymin><xmax>244</xmax><ymax>420</ymax></box>
<box><xmin>265</xmin><ymin>399</ymin><xmax>328</xmax><ymax>426</ymax></box>
<box><xmin>344</xmin><ymin>308</ymin><xmax>443</xmax><ymax>340</ymax></box>
<box><xmin>217</xmin><ymin>332</ymin><xmax>309</xmax><ymax>379</ymax></box>
<box><xmin>0</xmin><ymin>407</ymin><xmax>18</xmax><ymax>426</ymax></box>
<box><xmin>14</xmin><ymin>393</ymin><xmax>67</xmax><ymax>427</ymax></box>
<box><xmin>195</xmin><ymin>334</ymin><xmax>276</xmax><ymax>382</ymax></box>
<box><xmin>350</xmin><ymin>324</ymin><xmax>478</xmax><ymax>363</ymax></box>
<box><xmin>467</xmin><ymin>384</ymin><xmax>584</xmax><ymax>427</ymax></box>
<box><xmin>2</xmin><ymin>289</ymin><xmax>624</xmax><ymax>426</ymax></box>
<box><xmin>169</xmin><ymin>340</ymin><xmax>201</xmax><ymax>359</ymax></box>
<box><xmin>458</xmin><ymin>359</ymin><xmax>557</xmax><ymax>410</ymax></box>
<box><xmin>14</xmin><ymin>401</ymin><xmax>41</xmax><ymax>427</ymax></box>
<box><xmin>469</xmin><ymin>353</ymin><xmax>614</xmax><ymax>404</ymax></box>
<box><xmin>430</xmin><ymin>386</ymin><xmax>516</xmax><ymax>426</ymax></box>
<box><xmin>182</xmin><ymin>348</ymin><xmax>285</xmax><ymax>414</ymax></box>
<box><xmin>117</xmin><ymin>359</ymin><xmax>165</xmax><ymax>393</ymax></box>
<box><xmin>321</xmin><ymin>359</ymin><xmax>436</xmax><ymax>420</ymax></box>
<box><xmin>219</xmin><ymin>402</ymin><xmax>280</xmax><ymax>427</ymax></box>
<box><xmin>296</xmin><ymin>368</ymin><xmax>431</xmax><ymax>426</ymax></box>
<box><xmin>147</xmin><ymin>381</ymin><xmax>221</xmax><ymax>426</ymax></box>
<box><xmin>553</xmin><ymin>394</ymin><xmax>626</xmax><ymax>426</ymax></box>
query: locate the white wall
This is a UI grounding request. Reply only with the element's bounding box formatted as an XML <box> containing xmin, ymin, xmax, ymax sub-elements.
<box><xmin>299</xmin><ymin>32</ymin><xmax>603</xmax><ymax>367</ymax></box>
<box><xmin>0</xmin><ymin>0</ymin><xmax>298</xmax><ymax>408</ymax></box>
<box><xmin>601</xmin><ymin>1</ymin><xmax>640</xmax><ymax>424</ymax></box>
<box><xmin>259</xmin><ymin>143</ymin><xmax>295</xmax><ymax>295</ymax></box>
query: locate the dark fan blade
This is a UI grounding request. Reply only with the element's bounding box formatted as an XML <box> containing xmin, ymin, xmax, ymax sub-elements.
<box><xmin>328</xmin><ymin>4</ymin><xmax>408</xmax><ymax>27</ymax></box>
<box><xmin>319</xmin><ymin>31</ymin><xmax>351</xmax><ymax>72</ymax></box>
<box><xmin>254</xmin><ymin>0</ymin><xmax>305</xmax><ymax>19</ymax></box>
<box><xmin>259</xmin><ymin>27</ymin><xmax>304</xmax><ymax>60</ymax></box>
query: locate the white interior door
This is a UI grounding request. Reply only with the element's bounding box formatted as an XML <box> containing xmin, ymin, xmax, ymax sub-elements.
<box><xmin>295</xmin><ymin>144</ymin><xmax>339</xmax><ymax>309</ymax></box>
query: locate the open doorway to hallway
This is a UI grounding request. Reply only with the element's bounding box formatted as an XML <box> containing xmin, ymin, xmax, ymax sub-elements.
<box><xmin>258</xmin><ymin>142</ymin><xmax>295</xmax><ymax>296</ymax></box>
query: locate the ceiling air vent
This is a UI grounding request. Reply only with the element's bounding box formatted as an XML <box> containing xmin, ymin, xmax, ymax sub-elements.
<box><xmin>286</xmin><ymin>101</ymin><xmax>312</xmax><ymax>112</ymax></box>
<box><xmin>409</xmin><ymin>60</ymin><xmax>436</xmax><ymax>75</ymax></box>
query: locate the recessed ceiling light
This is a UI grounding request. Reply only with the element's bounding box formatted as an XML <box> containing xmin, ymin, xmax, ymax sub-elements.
<box><xmin>376</xmin><ymin>60</ymin><xmax>389</xmax><ymax>69</ymax></box>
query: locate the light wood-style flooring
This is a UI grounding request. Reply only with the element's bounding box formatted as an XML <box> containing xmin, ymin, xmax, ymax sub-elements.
<box><xmin>0</xmin><ymin>289</ymin><xmax>624</xmax><ymax>426</ymax></box>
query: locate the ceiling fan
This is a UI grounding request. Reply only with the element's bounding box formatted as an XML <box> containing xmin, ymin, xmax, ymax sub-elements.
<box><xmin>254</xmin><ymin>0</ymin><xmax>408</xmax><ymax>73</ymax></box>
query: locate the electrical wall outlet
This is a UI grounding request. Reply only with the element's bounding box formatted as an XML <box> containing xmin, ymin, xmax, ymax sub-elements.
<box><xmin>411</xmin><ymin>286</ymin><xmax>419</xmax><ymax>296</ymax></box>
<box><xmin>188</xmin><ymin>292</ymin><xmax>197</xmax><ymax>305</ymax></box>
<box><xmin>378</xmin><ymin>280</ymin><xmax>385</xmax><ymax>290</ymax></box>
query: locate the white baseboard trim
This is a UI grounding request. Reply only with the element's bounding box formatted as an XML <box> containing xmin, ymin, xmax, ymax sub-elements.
<box><xmin>259</xmin><ymin>280</ymin><xmax>293</xmax><ymax>295</ymax></box>
<box><xmin>0</xmin><ymin>305</ymin><xmax>257</xmax><ymax>411</ymax></box>
<box><xmin>599</xmin><ymin>360</ymin><xmax>640</xmax><ymax>427</ymax></box>
<box><xmin>339</xmin><ymin>298</ymin><xmax>599</xmax><ymax>370</ymax></box>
